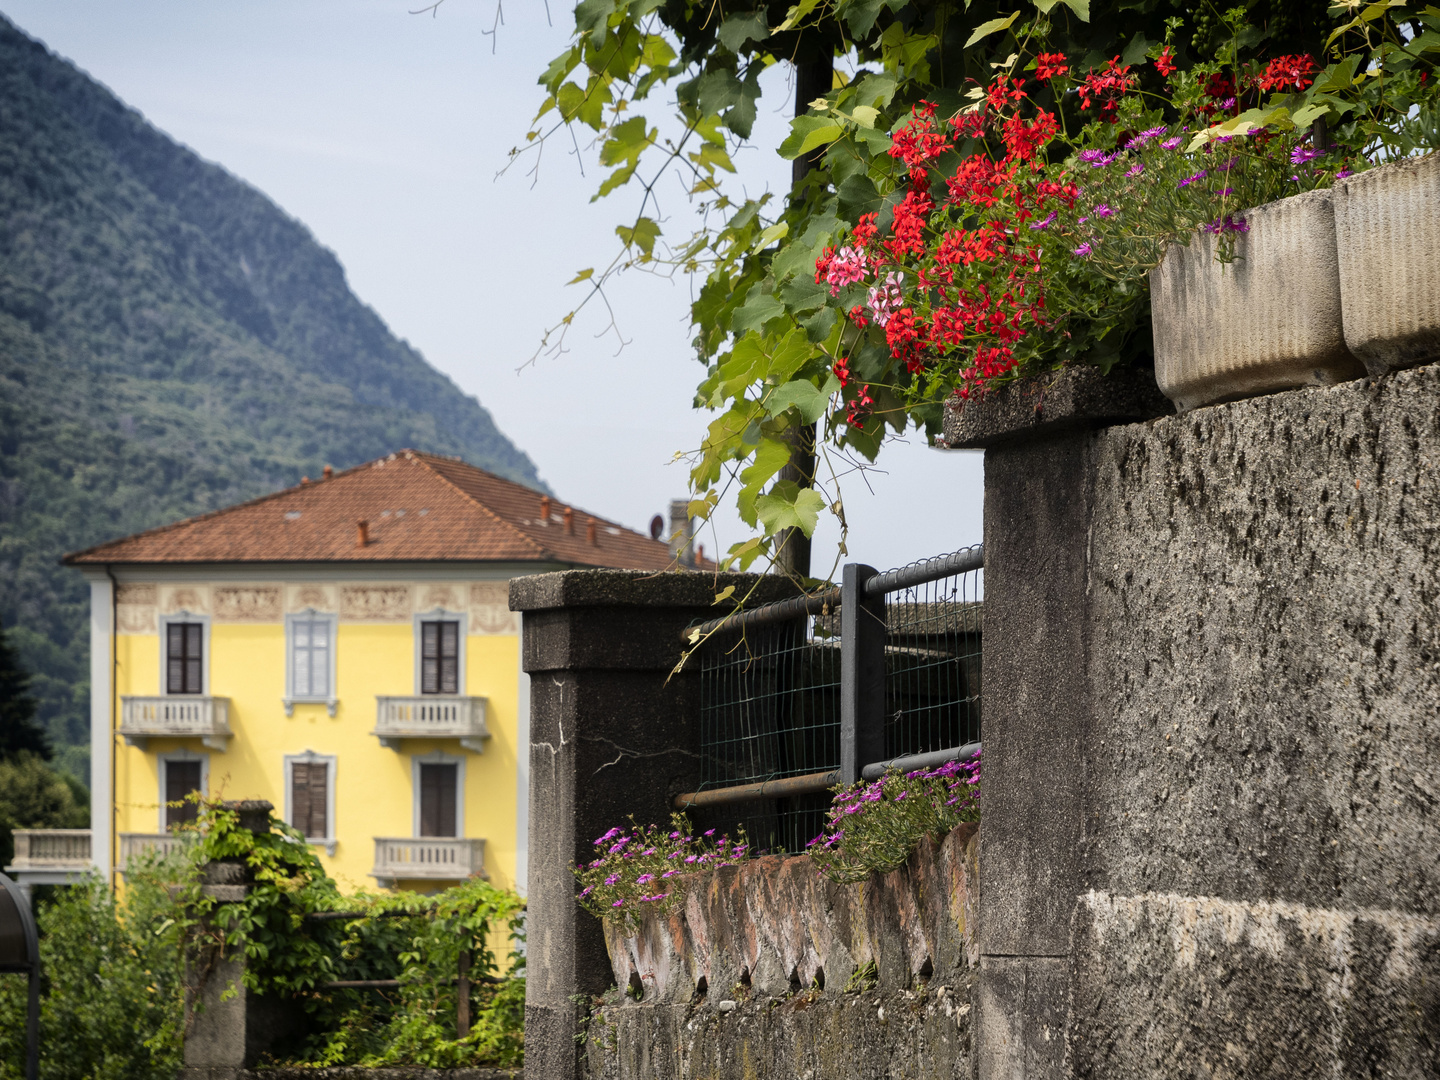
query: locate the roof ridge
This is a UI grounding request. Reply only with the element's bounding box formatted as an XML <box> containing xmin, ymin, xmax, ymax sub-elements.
<box><xmin>406</xmin><ymin>452</ymin><xmax>553</xmax><ymax>560</ymax></box>
<box><xmin>413</xmin><ymin>449</ymin><xmax>657</xmax><ymax>545</ymax></box>
<box><xmin>61</xmin><ymin>456</ymin><xmax>380</xmax><ymax>564</ymax></box>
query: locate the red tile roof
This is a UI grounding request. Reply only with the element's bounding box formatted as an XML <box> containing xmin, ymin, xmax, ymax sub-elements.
<box><xmin>64</xmin><ymin>451</ymin><xmax>698</xmax><ymax>570</ymax></box>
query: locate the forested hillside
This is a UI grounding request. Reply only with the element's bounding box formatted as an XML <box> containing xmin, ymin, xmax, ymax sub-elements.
<box><xmin>0</xmin><ymin>14</ymin><xmax>545</xmax><ymax>784</ymax></box>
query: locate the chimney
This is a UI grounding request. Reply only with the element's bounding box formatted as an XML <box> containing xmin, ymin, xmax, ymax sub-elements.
<box><xmin>669</xmin><ymin>499</ymin><xmax>693</xmax><ymax>567</ymax></box>
<box><xmin>564</xmin><ymin>506</ymin><xmax>574</xmax><ymax>535</ymax></box>
<box><xmin>323</xmin><ymin>464</ymin><xmax>334</xmax><ymax>480</ymax></box>
<box><xmin>540</xmin><ymin>495</ymin><xmax>551</xmax><ymax>522</ymax></box>
<box><xmin>300</xmin><ymin>476</ymin><xmax>310</xmax><ymax>486</ymax></box>
<box><xmin>586</xmin><ymin>517</ymin><xmax>597</xmax><ymax>545</ymax></box>
<box><xmin>356</xmin><ymin>520</ymin><xmax>369</xmax><ymax>547</ymax></box>
<box><xmin>696</xmin><ymin>543</ymin><xmax>704</xmax><ymax>564</ymax></box>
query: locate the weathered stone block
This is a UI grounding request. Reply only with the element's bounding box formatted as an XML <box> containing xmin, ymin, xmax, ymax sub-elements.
<box><xmin>601</xmin><ymin>825</ymin><xmax>978</xmax><ymax>1007</ymax></box>
<box><xmin>943</xmin><ymin>364</ymin><xmax>1171</xmax><ymax>450</ymax></box>
<box><xmin>1334</xmin><ymin>153</ymin><xmax>1440</xmax><ymax>375</ymax></box>
<box><xmin>1150</xmin><ymin>188</ymin><xmax>1363</xmax><ymax>411</ymax></box>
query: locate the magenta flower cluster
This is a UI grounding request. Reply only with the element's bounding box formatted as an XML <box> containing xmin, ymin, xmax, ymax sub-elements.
<box><xmin>572</xmin><ymin>815</ymin><xmax>750</xmax><ymax>924</ymax></box>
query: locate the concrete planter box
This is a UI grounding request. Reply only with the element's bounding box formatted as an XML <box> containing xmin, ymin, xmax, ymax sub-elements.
<box><xmin>1150</xmin><ymin>188</ymin><xmax>1364</xmax><ymax>412</ymax></box>
<box><xmin>1334</xmin><ymin>153</ymin><xmax>1440</xmax><ymax>375</ymax></box>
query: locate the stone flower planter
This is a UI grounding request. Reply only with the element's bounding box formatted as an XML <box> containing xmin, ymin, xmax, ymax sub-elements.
<box><xmin>1150</xmin><ymin>188</ymin><xmax>1364</xmax><ymax>412</ymax></box>
<box><xmin>1333</xmin><ymin>153</ymin><xmax>1440</xmax><ymax>375</ymax></box>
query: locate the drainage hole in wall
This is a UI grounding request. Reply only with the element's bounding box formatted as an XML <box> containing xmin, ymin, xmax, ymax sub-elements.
<box><xmin>695</xmin><ymin>975</ymin><xmax>708</xmax><ymax>997</ymax></box>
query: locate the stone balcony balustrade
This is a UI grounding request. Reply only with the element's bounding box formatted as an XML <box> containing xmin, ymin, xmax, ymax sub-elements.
<box><xmin>369</xmin><ymin>836</ymin><xmax>486</xmax><ymax>887</ymax></box>
<box><xmin>4</xmin><ymin>829</ymin><xmax>93</xmax><ymax>891</ymax></box>
<box><xmin>372</xmin><ymin>696</ymin><xmax>488</xmax><ymax>752</ymax></box>
<box><xmin>120</xmin><ymin>696</ymin><xmax>231</xmax><ymax>750</ymax></box>
<box><xmin>119</xmin><ymin>831</ymin><xmax>194</xmax><ymax>871</ymax></box>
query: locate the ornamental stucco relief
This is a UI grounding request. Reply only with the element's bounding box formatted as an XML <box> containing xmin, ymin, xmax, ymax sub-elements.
<box><xmin>213</xmin><ymin>585</ymin><xmax>283</xmax><ymax>622</ymax></box>
<box><xmin>340</xmin><ymin>584</ymin><xmax>412</xmax><ymax>622</ymax></box>
<box><xmin>469</xmin><ymin>581</ymin><xmax>517</xmax><ymax>635</ymax></box>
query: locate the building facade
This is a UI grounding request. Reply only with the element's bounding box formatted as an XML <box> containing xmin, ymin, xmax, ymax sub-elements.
<box><xmin>64</xmin><ymin>450</ymin><xmax>688</xmax><ymax>894</ymax></box>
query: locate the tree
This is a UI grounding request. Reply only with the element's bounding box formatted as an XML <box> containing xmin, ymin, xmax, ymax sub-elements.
<box><xmin>519</xmin><ymin>0</ymin><xmax>1347</xmax><ymax>579</ymax></box>
<box><xmin>0</xmin><ymin>626</ymin><xmax>47</xmax><ymax>760</ymax></box>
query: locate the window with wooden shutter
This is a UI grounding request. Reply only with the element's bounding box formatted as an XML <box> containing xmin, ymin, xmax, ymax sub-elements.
<box><xmin>418</xmin><ymin>762</ymin><xmax>458</xmax><ymax>837</ymax></box>
<box><xmin>291</xmin><ymin>761</ymin><xmax>329</xmax><ymax>839</ymax></box>
<box><xmin>291</xmin><ymin>615</ymin><xmax>331</xmax><ymax>699</ymax></box>
<box><xmin>165</xmin><ymin>759</ymin><xmax>202</xmax><ymax>829</ymax></box>
<box><xmin>420</xmin><ymin>620</ymin><xmax>459</xmax><ymax>695</ymax></box>
<box><xmin>167</xmin><ymin>622</ymin><xmax>204</xmax><ymax>694</ymax></box>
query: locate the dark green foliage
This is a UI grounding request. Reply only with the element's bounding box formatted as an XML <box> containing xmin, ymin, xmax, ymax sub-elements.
<box><xmin>0</xmin><ymin>14</ymin><xmax>548</xmax><ymax>785</ymax></box>
<box><xmin>0</xmin><ymin>854</ymin><xmax>185</xmax><ymax>1080</ymax></box>
<box><xmin>0</xmin><ymin>753</ymin><xmax>88</xmax><ymax>867</ymax></box>
<box><xmin>0</xmin><ymin>626</ymin><xmax>46</xmax><ymax>759</ymax></box>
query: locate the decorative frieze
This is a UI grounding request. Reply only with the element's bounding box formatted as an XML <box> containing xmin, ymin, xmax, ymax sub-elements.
<box><xmin>339</xmin><ymin>584</ymin><xmax>412</xmax><ymax>622</ymax></box>
<box><xmin>469</xmin><ymin>581</ymin><xmax>518</xmax><ymax>635</ymax></box>
<box><xmin>213</xmin><ymin>586</ymin><xmax>282</xmax><ymax>622</ymax></box>
<box><xmin>116</xmin><ymin>583</ymin><xmax>158</xmax><ymax>634</ymax></box>
<box><xmin>287</xmin><ymin>585</ymin><xmax>335</xmax><ymax>613</ymax></box>
<box><xmin>162</xmin><ymin>586</ymin><xmax>209</xmax><ymax>615</ymax></box>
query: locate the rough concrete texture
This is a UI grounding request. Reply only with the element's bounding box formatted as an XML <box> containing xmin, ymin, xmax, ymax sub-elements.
<box><xmin>241</xmin><ymin>1071</ymin><xmax>519</xmax><ymax>1080</ymax></box>
<box><xmin>602</xmin><ymin>825</ymin><xmax>978</xmax><ymax>1006</ymax></box>
<box><xmin>1067</xmin><ymin>891</ymin><xmax>1440</xmax><ymax>1077</ymax></box>
<box><xmin>1150</xmin><ymin>188</ymin><xmax>1365</xmax><ymax>412</ymax></box>
<box><xmin>1071</xmin><ymin>361</ymin><xmax>1440</xmax><ymax>1074</ymax></box>
<box><xmin>1334</xmin><ymin>154</ymin><xmax>1440</xmax><ymax>376</ymax></box>
<box><xmin>942</xmin><ymin>363</ymin><xmax>1171</xmax><ymax>450</ymax></box>
<box><xmin>580</xmin><ymin>982</ymin><xmax>973</xmax><ymax>1080</ymax></box>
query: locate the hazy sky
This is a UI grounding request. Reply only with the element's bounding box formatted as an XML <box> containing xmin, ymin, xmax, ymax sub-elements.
<box><xmin>4</xmin><ymin>0</ymin><xmax>984</xmax><ymax>574</ymax></box>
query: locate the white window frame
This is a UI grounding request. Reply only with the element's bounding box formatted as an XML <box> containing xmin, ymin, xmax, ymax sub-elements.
<box><xmin>159</xmin><ymin>612</ymin><xmax>211</xmax><ymax>696</ymax></box>
<box><xmin>411</xmin><ymin>750</ymin><xmax>466</xmax><ymax>838</ymax></box>
<box><xmin>284</xmin><ymin>610</ymin><xmax>339</xmax><ymax>716</ymax></box>
<box><xmin>413</xmin><ymin>608</ymin><xmax>467</xmax><ymax>696</ymax></box>
<box><xmin>283</xmin><ymin>750</ymin><xmax>338</xmax><ymax>856</ymax></box>
<box><xmin>157</xmin><ymin>749</ymin><xmax>209</xmax><ymax>832</ymax></box>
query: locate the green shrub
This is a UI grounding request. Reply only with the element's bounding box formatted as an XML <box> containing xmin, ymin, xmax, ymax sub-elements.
<box><xmin>0</xmin><ymin>850</ymin><xmax>186</xmax><ymax>1080</ymax></box>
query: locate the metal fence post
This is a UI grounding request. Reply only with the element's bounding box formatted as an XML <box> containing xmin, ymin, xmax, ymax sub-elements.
<box><xmin>840</xmin><ymin>563</ymin><xmax>886</xmax><ymax>784</ymax></box>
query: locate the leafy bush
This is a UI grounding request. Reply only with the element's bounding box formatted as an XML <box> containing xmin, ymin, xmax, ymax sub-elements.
<box><xmin>177</xmin><ymin>799</ymin><xmax>526</xmax><ymax>1068</ymax></box>
<box><xmin>806</xmin><ymin>755</ymin><xmax>981</xmax><ymax>883</ymax></box>
<box><xmin>0</xmin><ymin>753</ymin><xmax>88</xmax><ymax>869</ymax></box>
<box><xmin>0</xmin><ymin>801</ymin><xmax>526</xmax><ymax>1077</ymax></box>
<box><xmin>0</xmin><ymin>850</ymin><xmax>186</xmax><ymax>1080</ymax></box>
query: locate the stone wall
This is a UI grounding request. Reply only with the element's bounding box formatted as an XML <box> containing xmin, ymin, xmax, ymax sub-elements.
<box><xmin>581</xmin><ymin>826</ymin><xmax>978</xmax><ymax>1080</ymax></box>
<box><xmin>972</xmin><ymin>361</ymin><xmax>1440</xmax><ymax>1077</ymax></box>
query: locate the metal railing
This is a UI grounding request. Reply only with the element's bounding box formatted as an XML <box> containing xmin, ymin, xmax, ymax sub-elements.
<box><xmin>370</xmin><ymin>837</ymin><xmax>487</xmax><ymax>885</ymax></box>
<box><xmin>119</xmin><ymin>696</ymin><xmax>231</xmax><ymax>751</ymax></box>
<box><xmin>676</xmin><ymin>545</ymin><xmax>983</xmax><ymax>852</ymax></box>
<box><xmin>373</xmin><ymin>696</ymin><xmax>489</xmax><ymax>752</ymax></box>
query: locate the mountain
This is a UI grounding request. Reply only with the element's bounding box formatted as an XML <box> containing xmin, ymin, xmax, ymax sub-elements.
<box><xmin>0</xmin><ymin>14</ymin><xmax>547</xmax><ymax>784</ymax></box>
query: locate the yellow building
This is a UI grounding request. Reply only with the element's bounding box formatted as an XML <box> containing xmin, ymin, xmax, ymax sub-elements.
<box><xmin>64</xmin><ymin>450</ymin><xmax>686</xmax><ymax>895</ymax></box>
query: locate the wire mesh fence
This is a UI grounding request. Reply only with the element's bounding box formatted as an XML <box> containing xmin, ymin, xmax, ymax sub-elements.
<box><xmin>688</xmin><ymin>547</ymin><xmax>983</xmax><ymax>854</ymax></box>
<box><xmin>882</xmin><ymin>561</ymin><xmax>983</xmax><ymax>761</ymax></box>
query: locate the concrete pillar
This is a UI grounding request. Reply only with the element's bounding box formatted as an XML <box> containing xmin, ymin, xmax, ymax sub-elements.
<box><xmin>180</xmin><ymin>801</ymin><xmax>299</xmax><ymax>1080</ymax></box>
<box><xmin>944</xmin><ymin>366</ymin><xmax>1170</xmax><ymax>1080</ymax></box>
<box><xmin>511</xmin><ymin>569</ymin><xmax>792</xmax><ymax>1080</ymax></box>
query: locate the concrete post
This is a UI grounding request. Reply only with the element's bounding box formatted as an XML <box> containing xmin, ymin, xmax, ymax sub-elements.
<box><xmin>511</xmin><ymin>569</ymin><xmax>793</xmax><ymax>1080</ymax></box>
<box><xmin>946</xmin><ymin>366</ymin><xmax>1171</xmax><ymax>1080</ymax></box>
<box><xmin>180</xmin><ymin>801</ymin><xmax>299</xmax><ymax>1080</ymax></box>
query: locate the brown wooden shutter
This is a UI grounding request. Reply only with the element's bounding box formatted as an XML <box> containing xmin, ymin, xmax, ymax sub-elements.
<box><xmin>421</xmin><ymin>621</ymin><xmax>459</xmax><ymax>694</ymax></box>
<box><xmin>440</xmin><ymin>621</ymin><xmax>458</xmax><ymax>694</ymax></box>
<box><xmin>167</xmin><ymin>623</ymin><xmax>203</xmax><ymax>693</ymax></box>
<box><xmin>165</xmin><ymin>760</ymin><xmax>202</xmax><ymax>829</ymax></box>
<box><xmin>292</xmin><ymin>762</ymin><xmax>328</xmax><ymax>838</ymax></box>
<box><xmin>419</xmin><ymin>763</ymin><xmax>457</xmax><ymax>837</ymax></box>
